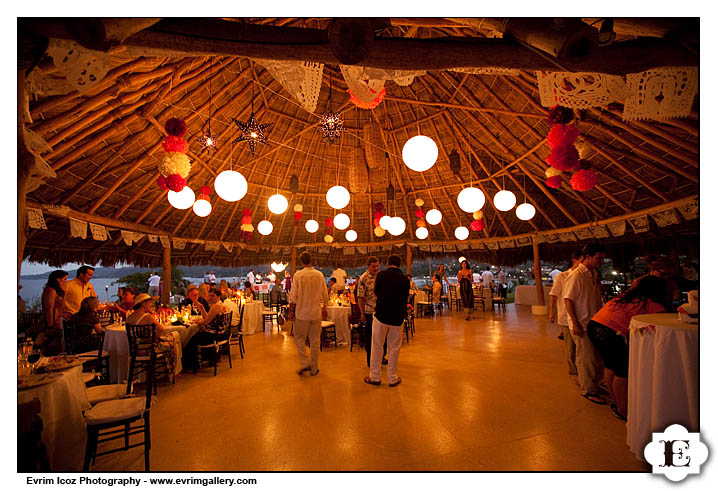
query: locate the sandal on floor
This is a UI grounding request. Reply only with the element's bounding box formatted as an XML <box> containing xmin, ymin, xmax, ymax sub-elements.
<box><xmin>610</xmin><ymin>403</ymin><xmax>627</xmax><ymax>421</ymax></box>
<box><xmin>364</xmin><ymin>376</ymin><xmax>381</xmax><ymax>386</ymax></box>
<box><xmin>582</xmin><ymin>393</ymin><xmax>607</xmax><ymax>405</ymax></box>
<box><xmin>389</xmin><ymin>377</ymin><xmax>402</xmax><ymax>387</ymax></box>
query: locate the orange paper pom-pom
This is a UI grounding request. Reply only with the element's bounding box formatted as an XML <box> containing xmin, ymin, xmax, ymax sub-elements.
<box><xmin>570</xmin><ymin>169</ymin><xmax>598</xmax><ymax>191</ymax></box>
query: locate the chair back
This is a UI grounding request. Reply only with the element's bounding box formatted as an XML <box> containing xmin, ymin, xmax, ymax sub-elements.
<box><xmin>237</xmin><ymin>304</ymin><xmax>245</xmax><ymax>334</ymax></box>
<box><xmin>62</xmin><ymin>319</ymin><xmax>77</xmax><ymax>354</ymax></box>
<box><xmin>210</xmin><ymin>312</ymin><xmax>232</xmax><ymax>340</ymax></box>
<box><xmin>97</xmin><ymin>310</ymin><xmax>115</xmax><ymax>327</ymax></box>
<box><xmin>125</xmin><ymin>323</ymin><xmax>157</xmax><ymax>395</ymax></box>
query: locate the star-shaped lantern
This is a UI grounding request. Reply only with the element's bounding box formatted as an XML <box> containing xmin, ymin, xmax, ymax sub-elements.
<box><xmin>232</xmin><ymin>113</ymin><xmax>273</xmax><ymax>155</ymax></box>
<box><xmin>318</xmin><ymin>111</ymin><xmax>345</xmax><ymax>143</ymax></box>
<box><xmin>195</xmin><ymin>128</ymin><xmax>220</xmax><ymax>154</ymax></box>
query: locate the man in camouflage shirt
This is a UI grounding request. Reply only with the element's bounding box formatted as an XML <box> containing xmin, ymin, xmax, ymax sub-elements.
<box><xmin>357</xmin><ymin>256</ymin><xmax>386</xmax><ymax>367</ymax></box>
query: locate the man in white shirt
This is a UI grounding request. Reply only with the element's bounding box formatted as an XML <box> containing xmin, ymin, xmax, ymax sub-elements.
<box><xmin>147</xmin><ymin>272</ymin><xmax>161</xmax><ymax>298</ymax></box>
<box><xmin>222</xmin><ymin>296</ymin><xmax>241</xmax><ymax>328</ymax></box>
<box><xmin>549</xmin><ymin>267</ymin><xmax>562</xmax><ymax>283</ymax></box>
<box><xmin>207</xmin><ymin>271</ymin><xmax>217</xmax><ymax>285</ymax></box>
<box><xmin>549</xmin><ymin>250</ymin><xmax>583</xmax><ymax>380</ymax></box>
<box><xmin>481</xmin><ymin>269</ymin><xmax>494</xmax><ymax>289</ymax></box>
<box><xmin>288</xmin><ymin>252</ymin><xmax>328</xmax><ymax>376</ymax></box>
<box><xmin>267</xmin><ymin>271</ymin><xmax>276</xmax><ymax>283</ymax></box>
<box><xmin>563</xmin><ymin>243</ymin><xmax>607</xmax><ymax>404</ymax></box>
<box><xmin>246</xmin><ymin>269</ymin><xmax>255</xmax><ymax>286</ymax></box>
<box><xmin>497</xmin><ymin>268</ymin><xmax>507</xmax><ymax>286</ymax></box>
<box><xmin>331</xmin><ymin>265</ymin><xmax>348</xmax><ymax>290</ymax></box>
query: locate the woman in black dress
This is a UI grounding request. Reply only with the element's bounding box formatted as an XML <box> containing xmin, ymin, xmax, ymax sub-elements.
<box><xmin>457</xmin><ymin>260</ymin><xmax>474</xmax><ymax>320</ymax></box>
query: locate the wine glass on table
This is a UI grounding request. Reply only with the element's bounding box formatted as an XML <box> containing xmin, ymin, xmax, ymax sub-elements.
<box><xmin>27</xmin><ymin>350</ymin><xmax>42</xmax><ymax>375</ymax></box>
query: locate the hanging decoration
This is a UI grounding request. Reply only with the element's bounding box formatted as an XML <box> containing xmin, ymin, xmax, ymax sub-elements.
<box><xmin>448</xmin><ymin>149</ymin><xmax>462</xmax><ymax>177</ymax></box>
<box><xmin>192</xmin><ymin>186</ymin><xmax>212</xmax><ymax>217</ymax></box>
<box><xmin>472</xmin><ymin>210</ymin><xmax>483</xmax><ymax>220</ymax></box>
<box><xmin>240</xmin><ymin>209</ymin><xmax>254</xmax><ymax>240</ymax></box>
<box><xmin>318</xmin><ymin>73</ymin><xmax>345</xmax><ymax>142</ymax></box>
<box><xmin>267</xmin><ymin>193</ymin><xmax>289</xmax><ymax>214</ymax></box>
<box><xmin>305</xmin><ymin>219</ymin><xmax>319</xmax><ymax>233</ymax></box>
<box><xmin>570</xmin><ymin>169</ymin><xmax>598</xmax><ymax>191</ymax></box>
<box><xmin>345</xmin><ymin>230</ymin><xmax>358</xmax><ymax>242</ymax></box>
<box><xmin>326</xmin><ymin>185</ymin><xmax>350</xmax><ymax>209</ymax></box>
<box><xmin>324</xmin><ymin>234</ymin><xmax>334</xmax><ymax>243</ymax></box>
<box><xmin>402</xmin><ymin>135</ymin><xmax>438</xmax><ymax>172</ymax></box>
<box><xmin>516</xmin><ymin>203</ymin><xmax>536</xmax><ymax>221</ymax></box>
<box><xmin>547</xmin><ymin>144</ymin><xmax>580</xmax><ymax>171</ymax></box>
<box><xmin>415</xmin><ymin>226</ymin><xmax>428</xmax><ymax>239</ymax></box>
<box><xmin>547</xmin><ymin>105</ymin><xmax>575</xmax><ymax>126</ymax></box>
<box><xmin>158</xmin><ymin>118</ymin><xmax>191</xmax><ymax>193</ymax></box>
<box><xmin>547</xmin><ymin>124</ymin><xmax>579</xmax><ymax>149</ymax></box>
<box><xmin>387</xmin><ymin>216</ymin><xmax>406</xmax><ymax>236</ymax></box>
<box><xmin>167</xmin><ymin>186</ymin><xmax>195</xmax><ymax>210</ymax></box>
<box><xmin>257</xmin><ymin>220</ymin><xmax>273</xmax><ymax>236</ymax></box>
<box><xmin>426</xmin><ymin>208</ymin><xmax>442</xmax><ymax>225</ymax></box>
<box><xmin>545</xmin><ymin>167</ymin><xmax>563</xmax><ymax>188</ymax></box>
<box><xmin>293</xmin><ymin>204</ymin><xmax>303</xmax><ymax>225</ymax></box>
<box><xmin>374</xmin><ymin>226</ymin><xmax>386</xmax><ymax>237</ymax></box>
<box><xmin>457</xmin><ymin>187</ymin><xmax>485</xmax><ymax>213</ymax></box>
<box><xmin>232</xmin><ymin>112</ymin><xmax>273</xmax><ymax>155</ymax></box>
<box><xmin>455</xmin><ymin>226</ymin><xmax>469</xmax><ymax>241</ymax></box>
<box><xmin>195</xmin><ymin>58</ymin><xmax>220</xmax><ymax>154</ymax></box>
<box><xmin>493</xmin><ymin>189</ymin><xmax>517</xmax><ymax>212</ymax></box>
<box><xmin>348</xmin><ymin>87</ymin><xmax>386</xmax><ymax>109</ymax></box>
<box><xmin>333</xmin><ymin>213</ymin><xmax>350</xmax><ymax>230</ymax></box>
<box><xmin>414</xmin><ymin>198</ymin><xmax>424</xmax><ymax>207</ymax></box>
<box><xmin>470</xmin><ymin>219</ymin><xmax>485</xmax><ymax>232</ymax></box>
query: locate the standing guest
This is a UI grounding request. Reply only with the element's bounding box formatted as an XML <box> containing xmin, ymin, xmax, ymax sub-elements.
<box><xmin>497</xmin><ymin>268</ymin><xmax>507</xmax><ymax>287</ymax></box>
<box><xmin>116</xmin><ymin>287</ymin><xmax>126</xmax><ymax>304</ymax></box>
<box><xmin>268</xmin><ymin>270</ymin><xmax>277</xmax><ymax>283</ymax></box>
<box><xmin>246</xmin><ymin>269</ymin><xmax>255</xmax><ymax>285</ymax></box>
<box><xmin>182</xmin><ymin>287</ymin><xmax>230</xmax><ymax>372</ymax></box>
<box><xmin>283</xmin><ymin>272</ymin><xmax>291</xmax><ymax>292</ymax></box>
<box><xmin>433</xmin><ymin>264</ymin><xmax>447</xmax><ymax>290</ymax></box>
<box><xmin>549</xmin><ymin>250</ymin><xmax>584</xmax><ymax>382</ymax></box>
<box><xmin>364</xmin><ymin>255</ymin><xmax>410</xmax><ymax>387</ymax></box>
<box><xmin>288</xmin><ymin>251</ymin><xmax>328</xmax><ymax>376</ymax></box>
<box><xmin>331</xmin><ymin>265</ymin><xmax>348</xmax><ymax>291</ymax></box>
<box><xmin>357</xmin><ymin>256</ymin><xmax>387</xmax><ymax>367</ymax></box>
<box><xmin>549</xmin><ymin>266</ymin><xmax>562</xmax><ymax>283</ymax></box>
<box><xmin>457</xmin><ymin>260</ymin><xmax>475</xmax><ymax>320</ymax></box>
<box><xmin>563</xmin><ymin>243</ymin><xmax>608</xmax><ymax>405</ymax></box>
<box><xmin>270</xmin><ymin>278</ymin><xmax>284</xmax><ymax>304</ymax></box>
<box><xmin>62</xmin><ymin>265</ymin><xmax>97</xmax><ymax>316</ymax></box>
<box><xmin>126</xmin><ymin>293</ymin><xmax>176</xmax><ymax>375</ymax></box>
<box><xmin>481</xmin><ymin>268</ymin><xmax>495</xmax><ymax>289</ymax></box>
<box><xmin>208</xmin><ymin>271</ymin><xmax>217</xmax><ymax>286</ymax></box>
<box><xmin>68</xmin><ymin>296</ymin><xmax>105</xmax><ymax>354</ymax></box>
<box><xmin>35</xmin><ymin>270</ymin><xmax>68</xmax><ymax>355</ymax></box>
<box><xmin>203</xmin><ymin>271</ymin><xmax>211</xmax><ymax>284</ymax></box>
<box><xmin>588</xmin><ymin>275</ymin><xmax>669</xmax><ymax>421</ymax></box>
<box><xmin>179</xmin><ymin>284</ymin><xmax>209</xmax><ymax>314</ymax></box>
<box><xmin>147</xmin><ymin>272</ymin><xmax>161</xmax><ymax>297</ymax></box>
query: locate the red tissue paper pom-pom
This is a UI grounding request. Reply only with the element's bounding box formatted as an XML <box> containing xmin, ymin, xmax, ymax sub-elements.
<box><xmin>545</xmin><ymin>175</ymin><xmax>563</xmax><ymax>189</ymax></box>
<box><xmin>416</xmin><ymin>219</ymin><xmax>426</xmax><ymax>228</ymax></box>
<box><xmin>165</xmin><ymin>118</ymin><xmax>187</xmax><ymax>137</ymax></box>
<box><xmin>373</xmin><ymin>202</ymin><xmax>384</xmax><ymax>212</ymax></box>
<box><xmin>241</xmin><ymin>216</ymin><xmax>252</xmax><ymax>225</ymax></box>
<box><xmin>470</xmin><ymin>219</ymin><xmax>485</xmax><ymax>232</ymax></box>
<box><xmin>547</xmin><ymin>124</ymin><xmax>579</xmax><ymax>149</ymax></box>
<box><xmin>325</xmin><ymin>218</ymin><xmax>334</xmax><ymax>227</ymax></box>
<box><xmin>157</xmin><ymin>175</ymin><xmax>169</xmax><ymax>191</ymax></box>
<box><xmin>162</xmin><ymin>135</ymin><xmax>189</xmax><ymax>153</ymax></box>
<box><xmin>373</xmin><ymin>218</ymin><xmax>381</xmax><ymax>227</ymax></box>
<box><xmin>199</xmin><ymin>186</ymin><xmax>212</xmax><ymax>196</ymax></box>
<box><xmin>547</xmin><ymin>144</ymin><xmax>579</xmax><ymax>171</ymax></box>
<box><xmin>547</xmin><ymin>105</ymin><xmax>574</xmax><ymax>126</ymax></box>
<box><xmin>578</xmin><ymin>159</ymin><xmax>591</xmax><ymax>170</ymax></box>
<box><xmin>242</xmin><ymin>209</ymin><xmax>252</xmax><ymax>217</ymax></box>
<box><xmin>415</xmin><ymin>209</ymin><xmax>425</xmax><ymax>218</ymax></box>
<box><xmin>373</xmin><ymin>210</ymin><xmax>384</xmax><ymax>220</ymax></box>
<box><xmin>166</xmin><ymin>174</ymin><xmax>186</xmax><ymax>192</ymax></box>
<box><xmin>294</xmin><ymin>211</ymin><xmax>303</xmax><ymax>220</ymax></box>
<box><xmin>570</xmin><ymin>169</ymin><xmax>598</xmax><ymax>191</ymax></box>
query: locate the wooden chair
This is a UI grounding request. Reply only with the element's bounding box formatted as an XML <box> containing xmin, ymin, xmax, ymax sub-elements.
<box><xmin>448</xmin><ymin>285</ymin><xmax>462</xmax><ymax>311</ymax></box>
<box><xmin>262</xmin><ymin>299</ymin><xmax>279</xmax><ymax>331</ymax></box>
<box><xmin>320</xmin><ymin>320</ymin><xmax>337</xmax><ymax>350</ymax></box>
<box><xmin>473</xmin><ymin>287</ymin><xmax>487</xmax><ymax>312</ymax></box>
<box><xmin>126</xmin><ymin>324</ymin><xmax>172</xmax><ymax>395</ymax></box>
<box><xmin>196</xmin><ymin>312</ymin><xmax>232</xmax><ymax>376</ymax></box>
<box><xmin>83</xmin><ymin>346</ymin><xmax>155</xmax><ymax>471</ymax></box>
<box><xmin>77</xmin><ymin>330</ymin><xmax>111</xmax><ymax>386</ymax></box>
<box><xmin>228</xmin><ymin>304</ymin><xmax>245</xmax><ymax>359</ymax></box>
<box><xmin>18</xmin><ymin>398</ymin><xmax>50</xmax><ymax>472</ymax></box>
<box><xmin>492</xmin><ymin>284</ymin><xmax>507</xmax><ymax>313</ymax></box>
<box><xmin>349</xmin><ymin>304</ymin><xmax>363</xmax><ymax>352</ymax></box>
<box><xmin>416</xmin><ymin>291</ymin><xmax>434</xmax><ymax>317</ymax></box>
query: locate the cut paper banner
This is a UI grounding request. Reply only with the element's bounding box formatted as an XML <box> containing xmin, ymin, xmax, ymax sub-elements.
<box><xmin>70</xmin><ymin>218</ymin><xmax>87</xmax><ymax>239</ymax></box>
<box><xmin>27</xmin><ymin>208</ymin><xmax>47</xmax><ymax>229</ymax></box>
<box><xmin>90</xmin><ymin>224</ymin><xmax>108</xmax><ymax>241</ymax></box>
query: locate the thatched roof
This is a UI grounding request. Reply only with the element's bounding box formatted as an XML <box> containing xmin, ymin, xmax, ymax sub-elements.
<box><xmin>19</xmin><ymin>18</ymin><xmax>699</xmax><ymax>268</ymax></box>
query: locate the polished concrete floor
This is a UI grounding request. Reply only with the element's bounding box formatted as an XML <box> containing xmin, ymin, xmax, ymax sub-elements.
<box><xmin>93</xmin><ymin>304</ymin><xmax>649</xmax><ymax>472</ymax></box>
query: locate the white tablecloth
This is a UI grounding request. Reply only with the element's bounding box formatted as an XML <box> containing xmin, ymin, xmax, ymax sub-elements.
<box><xmin>627</xmin><ymin>314</ymin><xmax>698</xmax><ymax>460</ymax></box>
<box><xmin>326</xmin><ymin>305</ymin><xmax>351</xmax><ymax>344</ymax></box>
<box><xmin>514</xmin><ymin>285</ymin><xmax>552</xmax><ymax>305</ymax></box>
<box><xmin>242</xmin><ymin>301</ymin><xmax>264</xmax><ymax>334</ymax></box>
<box><xmin>18</xmin><ymin>365</ymin><xmax>90</xmax><ymax>471</ymax></box>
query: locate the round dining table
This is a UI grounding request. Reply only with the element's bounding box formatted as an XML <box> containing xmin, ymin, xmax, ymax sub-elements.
<box><xmin>241</xmin><ymin>301</ymin><xmax>265</xmax><ymax>334</ymax></box>
<box><xmin>626</xmin><ymin>313</ymin><xmax>698</xmax><ymax>460</ymax></box>
<box><xmin>18</xmin><ymin>364</ymin><xmax>90</xmax><ymax>471</ymax></box>
<box><xmin>325</xmin><ymin>305</ymin><xmax>351</xmax><ymax>344</ymax></box>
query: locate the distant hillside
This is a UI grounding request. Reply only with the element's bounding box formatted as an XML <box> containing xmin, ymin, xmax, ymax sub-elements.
<box><xmin>21</xmin><ymin>264</ymin><xmax>258</xmax><ymax>280</ymax></box>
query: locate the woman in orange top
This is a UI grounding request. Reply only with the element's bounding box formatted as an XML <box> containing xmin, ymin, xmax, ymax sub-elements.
<box><xmin>587</xmin><ymin>275</ymin><xmax>669</xmax><ymax>420</ymax></box>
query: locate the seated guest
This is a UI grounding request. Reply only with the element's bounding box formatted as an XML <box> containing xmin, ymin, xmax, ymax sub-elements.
<box><xmin>68</xmin><ymin>296</ymin><xmax>105</xmax><ymax>354</ymax></box>
<box><xmin>222</xmin><ymin>294</ymin><xmax>241</xmax><ymax>328</ymax></box>
<box><xmin>328</xmin><ymin>277</ymin><xmax>339</xmax><ymax>295</ymax></box>
<box><xmin>431</xmin><ymin>274</ymin><xmax>443</xmax><ymax>301</ymax></box>
<box><xmin>198</xmin><ymin>283</ymin><xmax>211</xmax><ymax>305</ymax></box>
<box><xmin>180</xmin><ymin>284</ymin><xmax>210</xmax><ymax>314</ymax></box>
<box><xmin>182</xmin><ymin>287</ymin><xmax>230</xmax><ymax>372</ymax></box>
<box><xmin>114</xmin><ymin>287</ymin><xmax>137</xmax><ymax>319</ymax></box>
<box><xmin>587</xmin><ymin>275</ymin><xmax>669</xmax><ymax>421</ymax></box>
<box><xmin>243</xmin><ymin>281</ymin><xmax>257</xmax><ymax>300</ymax></box>
<box><xmin>126</xmin><ymin>293</ymin><xmax>175</xmax><ymax>373</ymax></box>
<box><xmin>219</xmin><ymin>279</ymin><xmax>230</xmax><ymax>299</ymax></box>
<box><xmin>270</xmin><ymin>278</ymin><xmax>284</xmax><ymax>304</ymax></box>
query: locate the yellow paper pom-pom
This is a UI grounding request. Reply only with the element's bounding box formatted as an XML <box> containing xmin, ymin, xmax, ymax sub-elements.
<box><xmin>545</xmin><ymin>166</ymin><xmax>563</xmax><ymax>178</ymax></box>
<box><xmin>323</xmin><ymin>234</ymin><xmax>334</xmax><ymax>243</ymax></box>
<box><xmin>158</xmin><ymin>152</ymin><xmax>191</xmax><ymax>178</ymax></box>
<box><xmin>374</xmin><ymin>226</ymin><xmax>386</xmax><ymax>237</ymax></box>
<box><xmin>472</xmin><ymin>210</ymin><xmax>483</xmax><ymax>220</ymax></box>
<box><xmin>293</xmin><ymin>204</ymin><xmax>303</xmax><ymax>212</ymax></box>
<box><xmin>414</xmin><ymin>198</ymin><xmax>424</xmax><ymax>207</ymax></box>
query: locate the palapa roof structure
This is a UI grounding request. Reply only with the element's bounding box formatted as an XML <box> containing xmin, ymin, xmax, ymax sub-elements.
<box><xmin>18</xmin><ymin>18</ymin><xmax>699</xmax><ymax>268</ymax></box>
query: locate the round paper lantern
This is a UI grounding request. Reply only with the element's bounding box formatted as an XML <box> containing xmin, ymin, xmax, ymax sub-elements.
<box><xmin>415</xmin><ymin>226</ymin><xmax>428</xmax><ymax>239</ymax></box>
<box><xmin>379</xmin><ymin>215</ymin><xmax>393</xmax><ymax>230</ymax></box>
<box><xmin>402</xmin><ymin>135</ymin><xmax>438</xmax><ymax>172</ymax></box>
<box><xmin>470</xmin><ymin>219</ymin><xmax>484</xmax><ymax>231</ymax></box>
<box><xmin>345</xmin><ymin>229</ymin><xmax>358</xmax><ymax>242</ymax></box>
<box><xmin>192</xmin><ymin>196</ymin><xmax>212</xmax><ymax>217</ymax></box>
<box><xmin>473</xmin><ymin>210</ymin><xmax>483</xmax><ymax>220</ymax></box>
<box><xmin>305</xmin><ymin>219</ymin><xmax>319</xmax><ymax>233</ymax></box>
<box><xmin>324</xmin><ymin>234</ymin><xmax>334</xmax><ymax>243</ymax></box>
<box><xmin>454</xmin><ymin>226</ymin><xmax>469</xmax><ymax>240</ymax></box>
<box><xmin>493</xmin><ymin>190</ymin><xmax>517</xmax><ymax>211</ymax></box>
<box><xmin>293</xmin><ymin>204</ymin><xmax>303</xmax><ymax>212</ymax></box>
<box><xmin>458</xmin><ymin>256</ymin><xmax>466</xmax><ymax>264</ymax></box>
<box><xmin>167</xmin><ymin>186</ymin><xmax>195</xmax><ymax>210</ymax></box>
<box><xmin>271</xmin><ymin>262</ymin><xmax>287</xmax><ymax>272</ymax></box>
<box><xmin>326</xmin><ymin>185</ymin><xmax>350</xmax><ymax>209</ymax></box>
<box><xmin>267</xmin><ymin>193</ymin><xmax>288</xmax><ymax>214</ymax></box>
<box><xmin>388</xmin><ymin>216</ymin><xmax>406</xmax><ymax>236</ymax></box>
<box><xmin>425</xmin><ymin>208</ymin><xmax>442</xmax><ymax>225</ymax></box>
<box><xmin>214</xmin><ymin>170</ymin><xmax>248</xmax><ymax>202</ymax></box>
<box><xmin>374</xmin><ymin>226</ymin><xmax>386</xmax><ymax>237</ymax></box>
<box><xmin>333</xmin><ymin>213</ymin><xmax>350</xmax><ymax>230</ymax></box>
<box><xmin>414</xmin><ymin>198</ymin><xmax>424</xmax><ymax>207</ymax></box>
<box><xmin>516</xmin><ymin>202</ymin><xmax>536</xmax><ymax>220</ymax></box>
<box><xmin>257</xmin><ymin>220</ymin><xmax>273</xmax><ymax>236</ymax></box>
<box><xmin>457</xmin><ymin>187</ymin><xmax>485</xmax><ymax>213</ymax></box>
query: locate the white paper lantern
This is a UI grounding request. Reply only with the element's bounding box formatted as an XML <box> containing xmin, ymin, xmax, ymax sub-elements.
<box><xmin>192</xmin><ymin>196</ymin><xmax>212</xmax><ymax>217</ymax></box>
<box><xmin>305</xmin><ymin>219</ymin><xmax>319</xmax><ymax>233</ymax></box>
<box><xmin>516</xmin><ymin>202</ymin><xmax>536</xmax><ymax>221</ymax></box>
<box><xmin>271</xmin><ymin>262</ymin><xmax>287</xmax><ymax>272</ymax></box>
<box><xmin>379</xmin><ymin>215</ymin><xmax>393</xmax><ymax>230</ymax></box>
<box><xmin>333</xmin><ymin>213</ymin><xmax>350</xmax><ymax>230</ymax></box>
<box><xmin>168</xmin><ymin>187</ymin><xmax>196</xmax><ymax>210</ymax></box>
<box><xmin>326</xmin><ymin>185</ymin><xmax>350</xmax><ymax>209</ymax></box>
<box><xmin>388</xmin><ymin>216</ymin><xmax>406</xmax><ymax>236</ymax></box>
<box><xmin>415</xmin><ymin>226</ymin><xmax>428</xmax><ymax>239</ymax></box>
<box><xmin>345</xmin><ymin>229</ymin><xmax>357</xmax><ymax>242</ymax></box>
<box><xmin>458</xmin><ymin>256</ymin><xmax>466</xmax><ymax>264</ymax></box>
<box><xmin>457</xmin><ymin>187</ymin><xmax>485</xmax><ymax>213</ymax></box>
<box><xmin>267</xmin><ymin>193</ymin><xmax>288</xmax><ymax>214</ymax></box>
<box><xmin>454</xmin><ymin>226</ymin><xmax>469</xmax><ymax>240</ymax></box>
<box><xmin>425</xmin><ymin>208</ymin><xmax>442</xmax><ymax>225</ymax></box>
<box><xmin>402</xmin><ymin>135</ymin><xmax>438</xmax><ymax>172</ymax></box>
<box><xmin>214</xmin><ymin>170</ymin><xmax>248</xmax><ymax>202</ymax></box>
<box><xmin>493</xmin><ymin>189</ymin><xmax>517</xmax><ymax>211</ymax></box>
<box><xmin>257</xmin><ymin>220</ymin><xmax>273</xmax><ymax>236</ymax></box>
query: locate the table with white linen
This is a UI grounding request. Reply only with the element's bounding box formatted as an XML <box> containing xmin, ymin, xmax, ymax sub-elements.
<box><xmin>514</xmin><ymin>285</ymin><xmax>552</xmax><ymax>305</ymax></box>
<box><xmin>326</xmin><ymin>305</ymin><xmax>351</xmax><ymax>344</ymax></box>
<box><xmin>18</xmin><ymin>365</ymin><xmax>90</xmax><ymax>471</ymax></box>
<box><xmin>241</xmin><ymin>301</ymin><xmax>265</xmax><ymax>334</ymax></box>
<box><xmin>627</xmin><ymin>313</ymin><xmax>698</xmax><ymax>460</ymax></box>
<box><xmin>413</xmin><ymin>290</ymin><xmax>428</xmax><ymax>311</ymax></box>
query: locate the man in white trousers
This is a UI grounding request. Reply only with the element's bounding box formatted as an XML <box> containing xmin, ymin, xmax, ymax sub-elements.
<box><xmin>364</xmin><ymin>254</ymin><xmax>410</xmax><ymax>387</ymax></box>
<box><xmin>288</xmin><ymin>251</ymin><xmax>328</xmax><ymax>377</ymax></box>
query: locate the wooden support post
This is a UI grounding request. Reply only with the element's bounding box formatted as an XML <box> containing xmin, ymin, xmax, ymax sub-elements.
<box><xmin>18</xmin><ymin>69</ymin><xmax>33</xmax><ymax>285</ymax></box>
<box><xmin>290</xmin><ymin>247</ymin><xmax>297</xmax><ymax>276</ymax></box>
<box><xmin>406</xmin><ymin>245</ymin><xmax>412</xmax><ymax>275</ymax></box>
<box><xmin>162</xmin><ymin>246</ymin><xmax>171</xmax><ymax>306</ymax></box>
<box><xmin>533</xmin><ymin>241</ymin><xmax>545</xmax><ymax>306</ymax></box>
